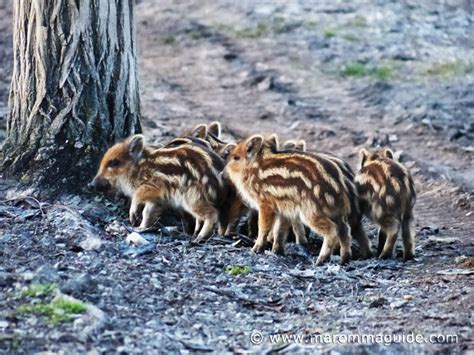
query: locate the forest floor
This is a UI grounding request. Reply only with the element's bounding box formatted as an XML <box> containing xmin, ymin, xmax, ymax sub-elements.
<box><xmin>0</xmin><ymin>0</ymin><xmax>473</xmax><ymax>353</ymax></box>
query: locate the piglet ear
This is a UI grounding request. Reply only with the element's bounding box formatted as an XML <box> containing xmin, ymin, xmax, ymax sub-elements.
<box><xmin>282</xmin><ymin>140</ymin><xmax>296</xmax><ymax>150</ymax></box>
<box><xmin>128</xmin><ymin>134</ymin><xmax>145</xmax><ymax>161</ymax></box>
<box><xmin>221</xmin><ymin>143</ymin><xmax>236</xmax><ymax>160</ymax></box>
<box><xmin>296</xmin><ymin>140</ymin><xmax>307</xmax><ymax>151</ymax></box>
<box><xmin>359</xmin><ymin>148</ymin><xmax>369</xmax><ymax>169</ymax></box>
<box><xmin>208</xmin><ymin>121</ymin><xmax>221</xmax><ymax>138</ymax></box>
<box><xmin>384</xmin><ymin>148</ymin><xmax>394</xmax><ymax>159</ymax></box>
<box><xmin>246</xmin><ymin>135</ymin><xmax>264</xmax><ymax>160</ymax></box>
<box><xmin>192</xmin><ymin>124</ymin><xmax>208</xmax><ymax>139</ymax></box>
<box><xmin>266</xmin><ymin>134</ymin><xmax>279</xmax><ymax>150</ymax></box>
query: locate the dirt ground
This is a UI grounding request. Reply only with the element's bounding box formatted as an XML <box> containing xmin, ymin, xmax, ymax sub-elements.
<box><xmin>0</xmin><ymin>0</ymin><xmax>473</xmax><ymax>353</ymax></box>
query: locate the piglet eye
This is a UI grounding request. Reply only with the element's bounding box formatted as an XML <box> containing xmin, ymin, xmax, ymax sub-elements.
<box><xmin>108</xmin><ymin>159</ymin><xmax>122</xmax><ymax>168</ymax></box>
<box><xmin>233</xmin><ymin>156</ymin><xmax>240</xmax><ymax>161</ymax></box>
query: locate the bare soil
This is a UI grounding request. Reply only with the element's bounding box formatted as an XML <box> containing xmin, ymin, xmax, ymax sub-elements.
<box><xmin>0</xmin><ymin>0</ymin><xmax>473</xmax><ymax>353</ymax></box>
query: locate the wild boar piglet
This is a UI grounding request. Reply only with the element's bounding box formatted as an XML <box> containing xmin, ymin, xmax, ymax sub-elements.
<box><xmin>355</xmin><ymin>148</ymin><xmax>416</xmax><ymax>260</ymax></box>
<box><xmin>90</xmin><ymin>135</ymin><xmax>227</xmax><ymax>242</ymax></box>
<box><xmin>224</xmin><ymin>134</ymin><xmax>356</xmax><ymax>265</ymax></box>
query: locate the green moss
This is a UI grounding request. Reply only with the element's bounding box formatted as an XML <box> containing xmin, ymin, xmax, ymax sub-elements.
<box><xmin>424</xmin><ymin>60</ymin><xmax>474</xmax><ymax>77</ymax></box>
<box><xmin>224</xmin><ymin>265</ymin><xmax>252</xmax><ymax>276</ymax></box>
<box><xmin>17</xmin><ymin>296</ymin><xmax>86</xmax><ymax>325</ymax></box>
<box><xmin>21</xmin><ymin>283</ymin><xmax>57</xmax><ymax>298</ymax></box>
<box><xmin>340</xmin><ymin>62</ymin><xmax>395</xmax><ymax>80</ymax></box>
<box><xmin>51</xmin><ymin>297</ymin><xmax>87</xmax><ymax>314</ymax></box>
<box><xmin>340</xmin><ymin>62</ymin><xmax>368</xmax><ymax>77</ymax></box>
<box><xmin>372</xmin><ymin>65</ymin><xmax>394</xmax><ymax>81</ymax></box>
<box><xmin>323</xmin><ymin>29</ymin><xmax>337</xmax><ymax>38</ymax></box>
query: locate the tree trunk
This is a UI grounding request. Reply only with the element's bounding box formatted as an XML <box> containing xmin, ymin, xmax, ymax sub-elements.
<box><xmin>2</xmin><ymin>0</ymin><xmax>141</xmax><ymax>193</ymax></box>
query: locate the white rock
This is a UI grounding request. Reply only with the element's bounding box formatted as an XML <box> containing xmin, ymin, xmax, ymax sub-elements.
<box><xmin>126</xmin><ymin>232</ymin><xmax>150</xmax><ymax>246</ymax></box>
<box><xmin>80</xmin><ymin>237</ymin><xmax>103</xmax><ymax>251</ymax></box>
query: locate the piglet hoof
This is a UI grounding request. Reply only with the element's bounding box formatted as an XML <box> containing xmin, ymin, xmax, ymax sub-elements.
<box><xmin>193</xmin><ymin>236</ymin><xmax>205</xmax><ymax>244</ymax></box>
<box><xmin>271</xmin><ymin>244</ymin><xmax>285</xmax><ymax>255</ymax></box>
<box><xmin>378</xmin><ymin>251</ymin><xmax>393</xmax><ymax>260</ymax></box>
<box><xmin>360</xmin><ymin>249</ymin><xmax>373</xmax><ymax>260</ymax></box>
<box><xmin>403</xmin><ymin>252</ymin><xmax>415</xmax><ymax>261</ymax></box>
<box><xmin>339</xmin><ymin>253</ymin><xmax>351</xmax><ymax>265</ymax></box>
<box><xmin>315</xmin><ymin>256</ymin><xmax>329</xmax><ymax>266</ymax></box>
<box><xmin>251</xmin><ymin>244</ymin><xmax>266</xmax><ymax>254</ymax></box>
<box><xmin>365</xmin><ymin>250</ymin><xmax>374</xmax><ymax>259</ymax></box>
<box><xmin>129</xmin><ymin>214</ymin><xmax>140</xmax><ymax>228</ymax></box>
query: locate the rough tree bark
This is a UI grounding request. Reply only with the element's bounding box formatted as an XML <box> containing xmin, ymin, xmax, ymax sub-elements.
<box><xmin>1</xmin><ymin>0</ymin><xmax>141</xmax><ymax>192</ymax></box>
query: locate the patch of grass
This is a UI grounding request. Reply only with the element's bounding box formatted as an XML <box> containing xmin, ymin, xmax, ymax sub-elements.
<box><xmin>323</xmin><ymin>29</ymin><xmax>337</xmax><ymax>38</ymax></box>
<box><xmin>21</xmin><ymin>283</ymin><xmax>57</xmax><ymax>298</ymax></box>
<box><xmin>372</xmin><ymin>65</ymin><xmax>394</xmax><ymax>81</ymax></box>
<box><xmin>52</xmin><ymin>297</ymin><xmax>87</xmax><ymax>314</ymax></box>
<box><xmin>340</xmin><ymin>62</ymin><xmax>368</xmax><ymax>77</ymax></box>
<box><xmin>17</xmin><ymin>296</ymin><xmax>87</xmax><ymax>325</ymax></box>
<box><xmin>423</xmin><ymin>60</ymin><xmax>474</xmax><ymax>77</ymax></box>
<box><xmin>235</xmin><ymin>22</ymin><xmax>270</xmax><ymax>39</ymax></box>
<box><xmin>340</xmin><ymin>62</ymin><xmax>395</xmax><ymax>80</ymax></box>
<box><xmin>224</xmin><ymin>265</ymin><xmax>252</xmax><ymax>276</ymax></box>
<box><xmin>224</xmin><ymin>17</ymin><xmax>292</xmax><ymax>39</ymax></box>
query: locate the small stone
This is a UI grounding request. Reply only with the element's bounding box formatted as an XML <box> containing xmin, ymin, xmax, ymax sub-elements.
<box><xmin>390</xmin><ymin>300</ymin><xmax>408</xmax><ymax>309</ymax></box>
<box><xmin>0</xmin><ymin>320</ymin><xmax>9</xmax><ymax>329</ymax></box>
<box><xmin>257</xmin><ymin>77</ymin><xmax>273</xmax><ymax>91</ymax></box>
<box><xmin>22</xmin><ymin>272</ymin><xmax>34</xmax><ymax>281</ymax></box>
<box><xmin>388</xmin><ymin>134</ymin><xmax>398</xmax><ymax>142</ymax></box>
<box><xmin>80</xmin><ymin>237</ymin><xmax>103</xmax><ymax>251</ymax></box>
<box><xmin>428</xmin><ymin>236</ymin><xmax>459</xmax><ymax>244</ymax></box>
<box><xmin>60</xmin><ymin>273</ymin><xmax>97</xmax><ymax>297</ymax></box>
<box><xmin>403</xmin><ymin>295</ymin><xmax>414</xmax><ymax>301</ymax></box>
<box><xmin>126</xmin><ymin>232</ymin><xmax>150</xmax><ymax>246</ymax></box>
